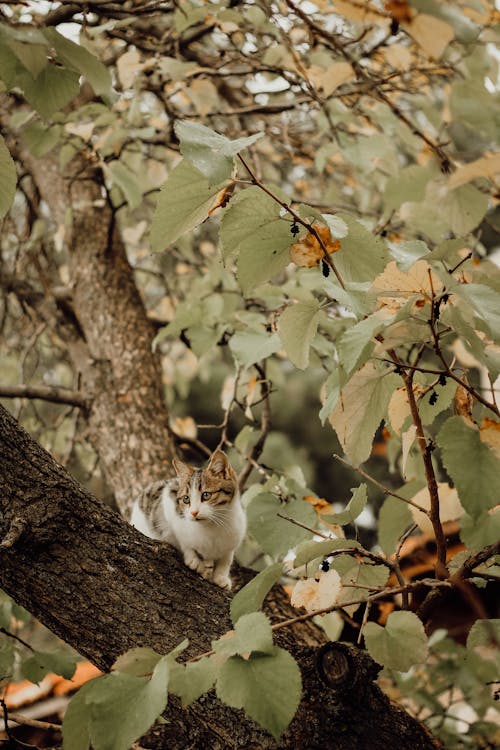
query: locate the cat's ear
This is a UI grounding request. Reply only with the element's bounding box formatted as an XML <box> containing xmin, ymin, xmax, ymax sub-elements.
<box><xmin>207</xmin><ymin>450</ymin><xmax>233</xmax><ymax>477</ymax></box>
<box><xmin>172</xmin><ymin>457</ymin><xmax>193</xmax><ymax>482</ymax></box>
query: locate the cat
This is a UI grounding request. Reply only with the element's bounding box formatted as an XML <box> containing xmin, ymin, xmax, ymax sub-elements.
<box><xmin>129</xmin><ymin>450</ymin><xmax>246</xmax><ymax>590</ymax></box>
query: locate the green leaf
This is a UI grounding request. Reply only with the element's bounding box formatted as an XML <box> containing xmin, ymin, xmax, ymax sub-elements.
<box><xmin>216</xmin><ymin>647</ymin><xmax>301</xmax><ymax>740</ymax></box>
<box><xmin>333</xmin><ymin>555</ymin><xmax>389</xmax><ymax>604</ymax></box>
<box><xmin>247</xmin><ymin>492</ymin><xmax>317</xmax><ymax>557</ymax></box>
<box><xmin>332</xmin><ymin>214</ymin><xmax>389</xmax><ymax>284</ymax></box>
<box><xmin>105</xmin><ymin>161</ymin><xmax>142</xmax><ymax>210</ymax></box>
<box><xmin>22</xmin><ymin>650</ymin><xmax>77</xmax><ymax>684</ymax></box>
<box><xmin>0</xmin><ymin>600</ymin><xmax>12</xmax><ymax>629</ymax></box>
<box><xmin>213</xmin><ymin>612</ymin><xmax>274</xmax><ymax>657</ymax></box>
<box><xmin>0</xmin><ymin>640</ymin><xmax>15</xmax><ymax>677</ymax></box>
<box><xmin>441</xmin><ymin>183</ymin><xmax>489</xmax><ymax>236</ymax></box>
<box><xmin>168</xmin><ymin>655</ymin><xmax>217</xmax><ymax>707</ymax></box>
<box><xmin>467</xmin><ymin>619</ymin><xmax>500</xmax><ymax>650</ymax></box>
<box><xmin>389</xmin><ymin>240</ymin><xmax>430</xmax><ymax>272</ymax></box>
<box><xmin>278</xmin><ymin>301</ymin><xmax>321</xmax><ymax>369</ymax></box>
<box><xmin>87</xmin><ymin>656</ymin><xmax>169</xmax><ymax>750</ymax></box>
<box><xmin>454</xmin><ymin>283</ymin><xmax>500</xmax><ymax>345</ymax></box>
<box><xmin>437</xmin><ymin>416</ymin><xmax>500</xmax><ymax>518</ymax></box>
<box><xmin>20</xmin><ymin>63</ymin><xmax>80</xmax><ymax>119</ymax></box>
<box><xmin>0</xmin><ymin>41</ymin><xmax>23</xmax><ymax>88</ymax></box>
<box><xmin>112</xmin><ymin>647</ymin><xmax>163</xmax><ymax>677</ymax></box>
<box><xmin>43</xmin><ymin>28</ymin><xmax>113</xmax><ymax>99</ymax></box>
<box><xmin>460</xmin><ymin>509</ymin><xmax>500</xmax><ymax>551</ymax></box>
<box><xmin>220</xmin><ymin>186</ymin><xmax>292</xmax><ymax>293</ymax></box>
<box><xmin>384</xmin><ymin>165</ymin><xmax>434</xmax><ymax>211</ymax></box>
<box><xmin>229</xmin><ymin>329</ymin><xmax>281</xmax><ymax>368</ymax></box>
<box><xmin>22</xmin><ymin>122</ymin><xmax>61</xmax><ymax>157</ymax></box>
<box><xmin>62</xmin><ymin>680</ymin><xmax>95</xmax><ymax>750</ymax></box>
<box><xmin>175</xmin><ymin>120</ymin><xmax>262</xmax><ymax>185</ymax></box>
<box><xmin>336</xmin><ymin>310</ymin><xmax>391</xmax><ymax>380</ymax></box>
<box><xmin>293</xmin><ymin>538</ymin><xmax>360</xmax><ymax>567</ymax></box>
<box><xmin>364</xmin><ymin>611</ymin><xmax>428</xmax><ymax>671</ymax></box>
<box><xmin>319</xmin><ymin>370</ymin><xmax>340</xmax><ymax>425</ymax></box>
<box><xmin>377</xmin><ymin>488</ymin><xmax>416</xmax><ymax>557</ymax></box>
<box><xmin>321</xmin><ymin>214</ymin><xmax>348</xmax><ymax>238</ymax></box>
<box><xmin>150</xmin><ymin>159</ymin><xmax>225</xmax><ymax>252</ymax></box>
<box><xmin>327</xmin><ymin>362</ymin><xmax>400</xmax><ymax>466</ymax></box>
<box><xmin>231</xmin><ymin>563</ymin><xmax>283</xmax><ymax>624</ymax></box>
<box><xmin>322</xmin><ymin>484</ymin><xmax>367</xmax><ymax>525</ymax></box>
<box><xmin>7</xmin><ymin>39</ymin><xmax>48</xmax><ymax>78</ymax></box>
<box><xmin>0</xmin><ymin>134</ymin><xmax>16</xmax><ymax>219</ymax></box>
<box><xmin>418</xmin><ymin>378</ymin><xmax>457</xmax><ymax>426</ymax></box>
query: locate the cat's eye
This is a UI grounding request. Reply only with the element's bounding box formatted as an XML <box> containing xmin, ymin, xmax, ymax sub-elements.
<box><xmin>181</xmin><ymin>495</ymin><xmax>190</xmax><ymax>504</ymax></box>
<box><xmin>201</xmin><ymin>491</ymin><xmax>211</xmax><ymax>500</ymax></box>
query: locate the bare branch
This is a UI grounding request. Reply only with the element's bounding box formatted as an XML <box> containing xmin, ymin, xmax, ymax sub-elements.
<box><xmin>0</xmin><ymin>383</ymin><xmax>89</xmax><ymax>409</ymax></box>
<box><xmin>332</xmin><ymin>454</ymin><xmax>429</xmax><ymax>513</ymax></box>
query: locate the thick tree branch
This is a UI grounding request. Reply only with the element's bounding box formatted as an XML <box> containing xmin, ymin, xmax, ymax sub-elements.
<box><xmin>0</xmin><ymin>404</ymin><xmax>442</xmax><ymax>749</ymax></box>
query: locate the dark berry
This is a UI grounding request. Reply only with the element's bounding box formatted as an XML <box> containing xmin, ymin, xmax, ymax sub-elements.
<box><xmin>291</xmin><ymin>222</ymin><xmax>300</xmax><ymax>236</ymax></box>
<box><xmin>429</xmin><ymin>391</ymin><xmax>438</xmax><ymax>406</ymax></box>
<box><xmin>321</xmin><ymin>259</ymin><xmax>330</xmax><ymax>277</ymax></box>
<box><xmin>321</xmin><ymin>560</ymin><xmax>330</xmax><ymax>572</ymax></box>
<box><xmin>438</xmin><ymin>374</ymin><xmax>447</xmax><ymax>387</ymax></box>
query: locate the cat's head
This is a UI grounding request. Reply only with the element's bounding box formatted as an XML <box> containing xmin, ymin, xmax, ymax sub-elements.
<box><xmin>172</xmin><ymin>450</ymin><xmax>238</xmax><ymax>522</ymax></box>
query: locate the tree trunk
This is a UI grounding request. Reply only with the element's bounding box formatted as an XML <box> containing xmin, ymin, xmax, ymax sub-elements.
<box><xmin>0</xmin><ymin>405</ymin><xmax>442</xmax><ymax>749</ymax></box>
<box><xmin>7</xmin><ymin>138</ymin><xmax>176</xmax><ymax>507</ymax></box>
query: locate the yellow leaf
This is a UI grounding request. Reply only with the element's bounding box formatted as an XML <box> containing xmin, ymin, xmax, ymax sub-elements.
<box><xmin>117</xmin><ymin>48</ymin><xmax>143</xmax><ymax>88</ymax></box>
<box><xmin>65</xmin><ymin>122</ymin><xmax>95</xmax><ymax>141</ymax></box>
<box><xmin>170</xmin><ymin>416</ymin><xmax>198</xmax><ymax>439</ymax></box>
<box><xmin>291</xmin><ymin>569</ymin><xmax>342</xmax><ymax>614</ymax></box>
<box><xmin>290</xmin><ymin>224</ymin><xmax>341</xmax><ymax>268</ymax></box>
<box><xmin>334</xmin><ymin>0</ymin><xmax>390</xmax><ymax>25</ymax></box>
<box><xmin>370</xmin><ymin>259</ymin><xmax>442</xmax><ymax>313</ymax></box>
<box><xmin>384</xmin><ymin>44</ymin><xmax>412</xmax><ymax>71</ymax></box>
<box><xmin>308</xmin><ymin>62</ymin><xmax>355</xmax><ymax>97</ymax></box>
<box><xmin>480</xmin><ymin>418</ymin><xmax>500</xmax><ymax>460</ymax></box>
<box><xmin>410</xmin><ymin>483</ymin><xmax>464</xmax><ymax>534</ymax></box>
<box><xmin>448</xmin><ymin>152</ymin><xmax>500</xmax><ymax>190</ymax></box>
<box><xmin>405</xmin><ymin>14</ymin><xmax>454</xmax><ymax>60</ymax></box>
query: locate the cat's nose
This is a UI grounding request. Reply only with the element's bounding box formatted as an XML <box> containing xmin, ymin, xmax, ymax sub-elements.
<box><xmin>191</xmin><ymin>510</ymin><xmax>199</xmax><ymax>518</ymax></box>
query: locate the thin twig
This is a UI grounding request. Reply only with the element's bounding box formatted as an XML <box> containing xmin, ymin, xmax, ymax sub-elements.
<box><xmin>217</xmin><ymin>367</ymin><xmax>242</xmax><ymax>451</ymax></box>
<box><xmin>270</xmin><ymin>579</ymin><xmax>450</xmax><ymax>632</ymax></box>
<box><xmin>7</xmin><ymin>712</ymin><xmax>62</xmax><ymax>731</ymax></box>
<box><xmin>238</xmin><ymin>363</ymin><xmax>272</xmax><ymax>491</ymax></box>
<box><xmin>332</xmin><ymin>454</ymin><xmax>429</xmax><ymax>513</ymax></box>
<box><xmin>0</xmin><ymin>627</ymin><xmax>34</xmax><ymax>652</ymax></box>
<box><xmin>400</xmin><ymin>369</ymin><xmax>448</xmax><ymax>578</ymax></box>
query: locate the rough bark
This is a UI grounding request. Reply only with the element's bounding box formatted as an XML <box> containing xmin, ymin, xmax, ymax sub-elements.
<box><xmin>0</xmin><ymin>405</ymin><xmax>442</xmax><ymax>749</ymax></box>
<box><xmin>7</xmin><ymin>134</ymin><xmax>176</xmax><ymax>507</ymax></box>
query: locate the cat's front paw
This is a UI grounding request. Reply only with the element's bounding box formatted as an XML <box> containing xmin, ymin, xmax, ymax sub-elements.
<box><xmin>213</xmin><ymin>573</ymin><xmax>232</xmax><ymax>591</ymax></box>
<box><xmin>184</xmin><ymin>551</ymin><xmax>204</xmax><ymax>573</ymax></box>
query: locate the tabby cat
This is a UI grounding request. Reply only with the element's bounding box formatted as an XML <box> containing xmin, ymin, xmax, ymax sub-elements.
<box><xmin>129</xmin><ymin>451</ymin><xmax>246</xmax><ymax>590</ymax></box>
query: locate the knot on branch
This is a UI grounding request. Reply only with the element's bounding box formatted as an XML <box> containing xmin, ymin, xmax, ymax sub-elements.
<box><xmin>317</xmin><ymin>642</ymin><xmax>380</xmax><ymax>695</ymax></box>
<box><xmin>0</xmin><ymin>516</ymin><xmax>28</xmax><ymax>549</ymax></box>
